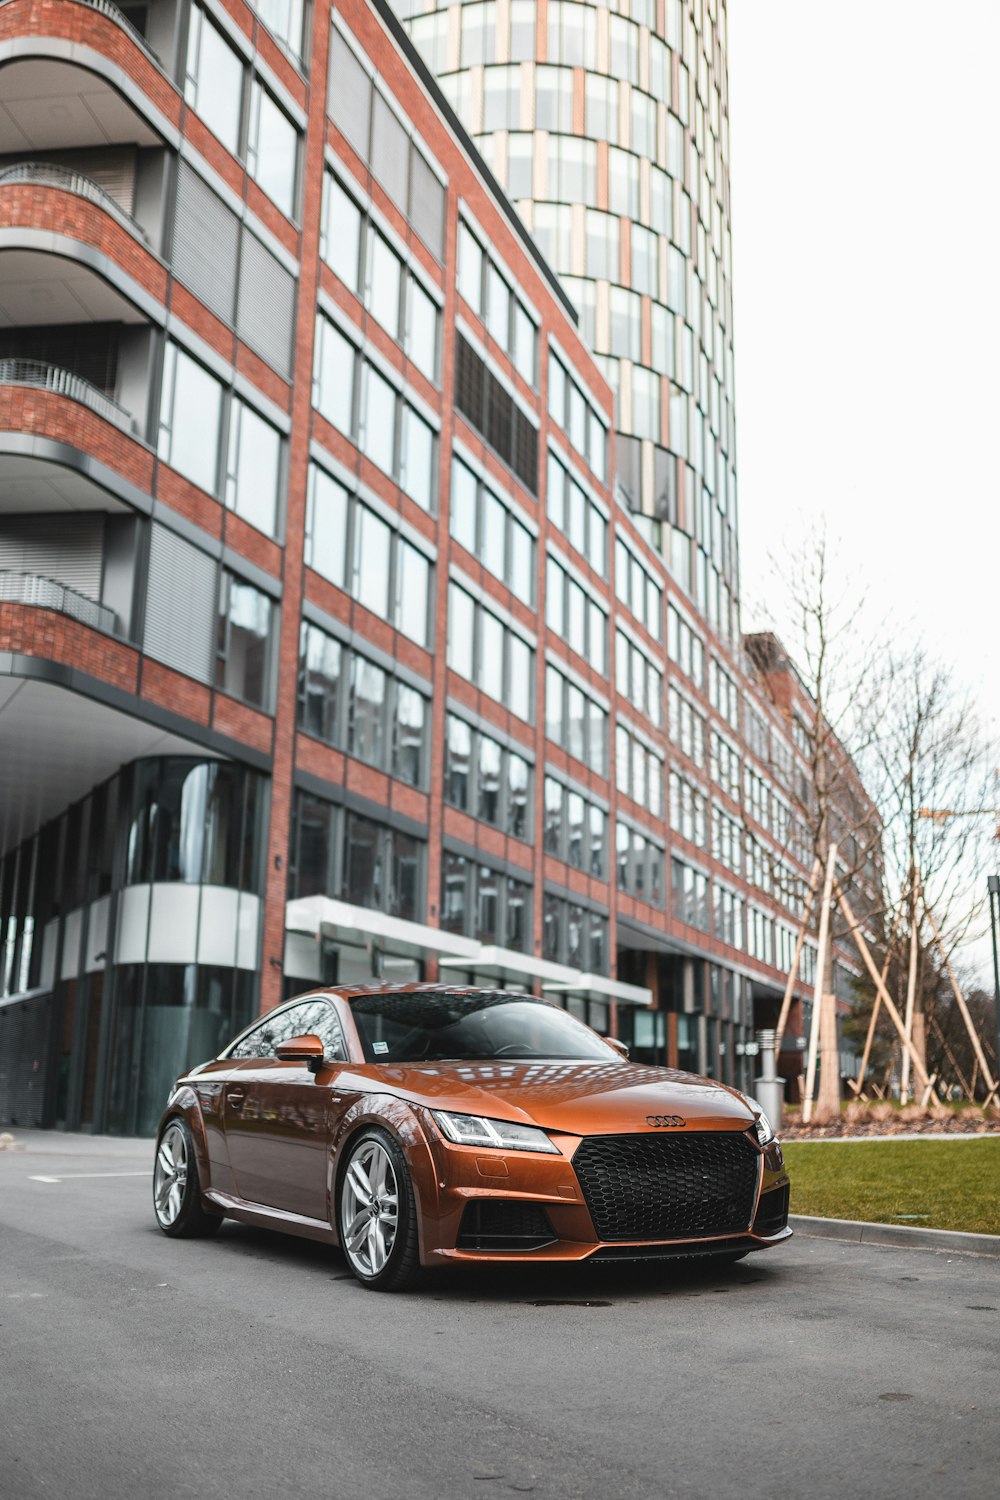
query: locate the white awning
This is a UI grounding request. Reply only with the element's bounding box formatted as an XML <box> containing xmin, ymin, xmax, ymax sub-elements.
<box><xmin>285</xmin><ymin>900</ymin><xmax>653</xmax><ymax>1006</ymax></box>
<box><xmin>439</xmin><ymin>945</ymin><xmax>581</xmax><ymax>987</ymax></box>
<box><xmin>541</xmin><ymin>973</ymin><xmax>654</xmax><ymax>1007</ymax></box>
<box><xmin>285</xmin><ymin>896</ymin><xmax>481</xmax><ymax>962</ymax></box>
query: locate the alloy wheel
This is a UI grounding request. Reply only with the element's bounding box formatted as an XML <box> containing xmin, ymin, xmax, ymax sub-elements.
<box><xmin>153</xmin><ymin>1120</ymin><xmax>188</xmax><ymax>1228</ymax></box>
<box><xmin>341</xmin><ymin>1139</ymin><xmax>399</xmax><ymax>1278</ymax></box>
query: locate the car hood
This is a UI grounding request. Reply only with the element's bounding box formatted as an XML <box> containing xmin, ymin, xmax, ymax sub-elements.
<box><xmin>358</xmin><ymin>1060</ymin><xmax>756</xmax><ymax>1136</ymax></box>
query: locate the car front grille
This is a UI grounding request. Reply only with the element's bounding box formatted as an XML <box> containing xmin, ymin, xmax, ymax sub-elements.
<box><xmin>456</xmin><ymin>1200</ymin><xmax>557</xmax><ymax>1252</ymax></box>
<box><xmin>572</xmin><ymin>1130</ymin><xmax>760</xmax><ymax>1242</ymax></box>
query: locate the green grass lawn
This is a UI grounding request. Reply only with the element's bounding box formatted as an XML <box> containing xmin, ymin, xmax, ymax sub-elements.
<box><xmin>783</xmin><ymin>1138</ymin><xmax>1000</xmax><ymax>1235</ymax></box>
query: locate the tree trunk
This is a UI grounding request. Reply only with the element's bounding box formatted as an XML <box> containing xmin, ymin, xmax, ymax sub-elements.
<box><xmin>814</xmin><ymin>943</ymin><xmax>841</xmax><ymax>1123</ymax></box>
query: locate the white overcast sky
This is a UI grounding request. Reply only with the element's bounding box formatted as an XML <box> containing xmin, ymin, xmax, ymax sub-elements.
<box><xmin>727</xmin><ymin>1</ymin><xmax>1000</xmax><ymax>744</ymax></box>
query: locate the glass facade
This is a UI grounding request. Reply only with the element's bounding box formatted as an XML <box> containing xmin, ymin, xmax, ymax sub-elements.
<box><xmin>400</xmin><ymin>0</ymin><xmax>740</xmax><ymax>645</ymax></box>
<box><xmin>0</xmin><ymin>759</ymin><xmax>266</xmax><ymax>1137</ymax></box>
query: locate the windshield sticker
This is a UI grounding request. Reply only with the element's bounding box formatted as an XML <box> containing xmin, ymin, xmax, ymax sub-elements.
<box><xmin>373</xmin><ymin>1041</ymin><xmax>389</xmax><ymax>1054</ymax></box>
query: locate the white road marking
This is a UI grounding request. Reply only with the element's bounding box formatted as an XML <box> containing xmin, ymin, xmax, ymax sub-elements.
<box><xmin>28</xmin><ymin>1171</ymin><xmax>150</xmax><ymax>1183</ymax></box>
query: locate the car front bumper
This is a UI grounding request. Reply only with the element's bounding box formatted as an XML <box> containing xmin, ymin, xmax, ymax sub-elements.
<box><xmin>415</xmin><ymin>1124</ymin><xmax>792</xmax><ymax>1266</ymax></box>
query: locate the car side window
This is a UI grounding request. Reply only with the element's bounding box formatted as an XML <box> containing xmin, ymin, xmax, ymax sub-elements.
<box><xmin>229</xmin><ymin>1000</ymin><xmax>349</xmax><ymax>1062</ymax></box>
<box><xmin>300</xmin><ymin>1001</ymin><xmax>349</xmax><ymax>1063</ymax></box>
<box><xmin>230</xmin><ymin>1003</ymin><xmax>314</xmax><ymax>1060</ymax></box>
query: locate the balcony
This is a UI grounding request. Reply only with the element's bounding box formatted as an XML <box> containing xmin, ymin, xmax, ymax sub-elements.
<box><xmin>0</xmin><ymin>501</ymin><xmax>143</xmax><ymax>640</ymax></box>
<box><xmin>0</xmin><ymin>321</ymin><xmax>157</xmax><ymax>512</ymax></box>
<box><xmin>0</xmin><ymin>161</ymin><xmax>151</xmax><ymax>245</ymax></box>
<box><xmin>0</xmin><ymin>0</ymin><xmax>181</xmax><ymax>152</ymax></box>
<box><xmin>0</xmin><ymin>357</ymin><xmax>132</xmax><ymax>431</ymax></box>
<box><xmin>0</xmin><ymin>568</ymin><xmax>117</xmax><ymax>634</ymax></box>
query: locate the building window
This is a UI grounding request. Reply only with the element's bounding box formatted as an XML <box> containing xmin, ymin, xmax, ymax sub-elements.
<box><xmin>185</xmin><ymin>7</ymin><xmax>244</xmax><ymax>156</ymax></box>
<box><xmin>253</xmin><ymin>0</ymin><xmax>306</xmax><ymax>63</ymax></box>
<box><xmin>671</xmin><ymin>858</ymin><xmax>710</xmax><ymax>932</ymax></box>
<box><xmin>585</xmin><ymin>209</ymin><xmax>619</xmax><ymax>282</ymax></box>
<box><xmin>671</xmin><ymin>686</ymin><xmax>707</xmax><ymax>769</ymax></box>
<box><xmin>348</xmin><ymin>655</ymin><xmax>386</xmax><ymax>767</ymax></box>
<box><xmin>447</xmin><ymin>583</ymin><xmax>534</xmax><ymax>721</ymax></box>
<box><xmin>543</xmin><ymin>892</ymin><xmax>608</xmax><ymax>972</ymax></box>
<box><xmin>615</xmin><ymin>722</ymin><xmax>662</xmax><ymax>815</ymax></box>
<box><xmin>670</xmin><ymin>770</ymin><xmax>708</xmax><ymax>849</ymax></box>
<box><xmin>216</xmin><ymin>572</ymin><xmax>273</xmax><ymax>710</ymax></box>
<box><xmin>313</xmin><ymin>317</ymin><xmax>356</xmax><ymax>434</ymax></box>
<box><xmin>615</xmin><ymin>535</ymin><xmax>663</xmax><ymax>640</ymax></box>
<box><xmin>456</xmin><ymin>223</ymin><xmax>537</xmax><ymax>385</ymax></box>
<box><xmin>297</xmin><ymin>623</ymin><xmax>429</xmax><ymax>786</ymax></box>
<box><xmin>321</xmin><ymin>176</ymin><xmax>363</xmax><ymax>295</ymax></box>
<box><xmin>543</xmin><ymin>776</ymin><xmax>606</xmax><ymax>878</ymax></box>
<box><xmin>441</xmin><ymin>855</ymin><xmax>532</xmax><ymax>952</ymax></box>
<box><xmin>444</xmin><ymin>715</ymin><xmax>532</xmax><ymax>841</ymax></box>
<box><xmin>401</xmin><ymin>406</ymin><xmax>435</xmax><ymax>511</ymax></box>
<box><xmin>225</xmin><ymin>398</ymin><xmax>282</xmax><ymax>538</ymax></box>
<box><xmin>616</xmin><ymin>822</ymin><xmax>665</xmax><ymax>906</ymax></box>
<box><xmin>157</xmin><ymin>343</ymin><xmax>223</xmax><ymax>495</ymax></box>
<box><xmin>450</xmin><ymin>458</ymin><xmax>535</xmax><ymax>604</ymax></box>
<box><xmin>548</xmin><ymin>0</ymin><xmax>596</xmax><ymax>66</ymax></box>
<box><xmin>368</xmin><ymin>232</ymin><xmax>402</xmax><ymax>341</ymax></box>
<box><xmin>406</xmin><ymin>279</ymin><xmax>438</xmax><ymax>383</ymax></box>
<box><xmin>361</xmin><ymin>365</ymin><xmax>397</xmax><ymax>474</ymax></box>
<box><xmin>248</xmin><ymin>80</ymin><xmax>299</xmax><ymax>218</ymax></box>
<box><xmin>667</xmin><ymin>604</ymin><xmax>705</xmax><ymax>689</ymax></box>
<box><xmin>547</xmin><ymin>554</ymin><xmax>607</xmax><ymax>673</ymax></box>
<box><xmin>546</xmin><ymin>451</ymin><xmax>608</xmax><ymax>573</ymax></box>
<box><xmin>544</xmin><ymin>664</ymin><xmax>607</xmax><ymax>776</ymax></box>
<box><xmin>616</xmin><ymin>628</ymin><xmax>663</xmax><ymax>726</ymax></box>
<box><xmin>304</xmin><ymin>467</ymin><xmax>348</xmax><ymax>590</ymax></box>
<box><xmin>314</xmin><ymin>315</ymin><xmax>438</xmax><ymax>509</ymax></box>
<box><xmin>457</xmin><ymin>223</ymin><xmax>484</xmax><ymax>314</ymax></box>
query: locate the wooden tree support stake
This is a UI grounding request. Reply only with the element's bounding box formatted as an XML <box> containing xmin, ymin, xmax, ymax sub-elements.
<box><xmin>803</xmin><ymin>845</ymin><xmax>838</xmax><ymax>1125</ymax></box>
<box><xmin>774</xmin><ymin>858</ymin><xmax>822</xmax><ymax>1057</ymax></box>
<box><xmin>928</xmin><ymin>1014</ymin><xmax>974</xmax><ymax>1100</ymax></box>
<box><xmin>834</xmin><ymin>883</ymin><xmax>938</xmax><ymax>1102</ymax></box>
<box><xmin>921</xmin><ymin>896</ymin><xmax>997</xmax><ymax>1100</ymax></box>
<box><xmin>849</xmin><ymin>907</ymin><xmax>903</xmax><ymax>1096</ymax></box>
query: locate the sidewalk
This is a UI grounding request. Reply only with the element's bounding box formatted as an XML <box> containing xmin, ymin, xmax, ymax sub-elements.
<box><xmin>0</xmin><ymin>1129</ymin><xmax>151</xmax><ymax>1158</ymax></box>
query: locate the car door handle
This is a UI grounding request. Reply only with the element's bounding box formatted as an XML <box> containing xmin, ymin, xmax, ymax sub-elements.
<box><xmin>228</xmin><ymin>1088</ymin><xmax>246</xmax><ymax>1109</ymax></box>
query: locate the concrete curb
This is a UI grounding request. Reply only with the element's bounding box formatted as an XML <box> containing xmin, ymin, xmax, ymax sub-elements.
<box><xmin>789</xmin><ymin>1213</ymin><xmax>1000</xmax><ymax>1258</ymax></box>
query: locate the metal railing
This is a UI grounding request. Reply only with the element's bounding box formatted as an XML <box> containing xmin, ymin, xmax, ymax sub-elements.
<box><xmin>0</xmin><ymin>359</ymin><xmax>133</xmax><ymax>431</ymax></box>
<box><xmin>0</xmin><ymin>161</ymin><xmax>150</xmax><ymax>243</ymax></box>
<box><xmin>0</xmin><ymin>570</ymin><xmax>117</xmax><ymax>635</ymax></box>
<box><xmin>72</xmin><ymin>0</ymin><xmax>162</xmax><ymax>64</ymax></box>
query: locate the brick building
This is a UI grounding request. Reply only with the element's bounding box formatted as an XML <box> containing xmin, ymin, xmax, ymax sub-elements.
<box><xmin>0</xmin><ymin>0</ymin><xmax>876</xmax><ymax>1135</ymax></box>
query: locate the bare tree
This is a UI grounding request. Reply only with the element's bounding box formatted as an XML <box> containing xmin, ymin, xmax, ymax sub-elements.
<box><xmin>869</xmin><ymin>647</ymin><xmax>996</xmax><ymax>1096</ymax></box>
<box><xmin>746</xmin><ymin>527</ymin><xmax>888</xmax><ymax>1121</ymax></box>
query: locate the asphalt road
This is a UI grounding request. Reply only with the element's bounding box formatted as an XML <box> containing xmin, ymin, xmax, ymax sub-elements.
<box><xmin>1</xmin><ymin>1132</ymin><xmax>997</xmax><ymax>1500</ymax></box>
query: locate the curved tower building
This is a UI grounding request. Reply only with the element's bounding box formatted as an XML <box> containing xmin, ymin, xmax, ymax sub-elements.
<box><xmin>397</xmin><ymin>0</ymin><xmax>739</xmax><ymax>645</ymax></box>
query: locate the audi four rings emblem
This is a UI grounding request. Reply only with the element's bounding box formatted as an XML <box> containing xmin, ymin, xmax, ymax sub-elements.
<box><xmin>645</xmin><ymin>1114</ymin><xmax>686</xmax><ymax>1127</ymax></box>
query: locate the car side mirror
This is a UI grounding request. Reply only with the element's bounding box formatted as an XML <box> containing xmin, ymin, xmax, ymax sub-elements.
<box><xmin>606</xmin><ymin>1037</ymin><xmax>629</xmax><ymax>1058</ymax></box>
<box><xmin>275</xmin><ymin>1034</ymin><xmax>326</xmax><ymax>1069</ymax></box>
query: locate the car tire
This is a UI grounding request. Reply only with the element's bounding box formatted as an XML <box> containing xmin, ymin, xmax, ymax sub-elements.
<box><xmin>153</xmin><ymin>1117</ymin><xmax>223</xmax><ymax>1239</ymax></box>
<box><xmin>337</xmin><ymin>1126</ymin><xmax>421</xmax><ymax>1292</ymax></box>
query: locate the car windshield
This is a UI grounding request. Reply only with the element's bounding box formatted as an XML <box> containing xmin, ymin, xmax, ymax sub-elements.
<box><xmin>351</xmin><ymin>991</ymin><xmax>618</xmax><ymax>1064</ymax></box>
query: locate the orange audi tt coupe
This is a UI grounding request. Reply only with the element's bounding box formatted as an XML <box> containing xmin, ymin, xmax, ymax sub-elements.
<box><xmin>152</xmin><ymin>985</ymin><xmax>791</xmax><ymax>1290</ymax></box>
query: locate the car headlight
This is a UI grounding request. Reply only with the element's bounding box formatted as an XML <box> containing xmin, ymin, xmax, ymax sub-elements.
<box><xmin>431</xmin><ymin>1110</ymin><xmax>559</xmax><ymax>1154</ymax></box>
<box><xmin>742</xmin><ymin>1095</ymin><xmax>776</xmax><ymax>1148</ymax></box>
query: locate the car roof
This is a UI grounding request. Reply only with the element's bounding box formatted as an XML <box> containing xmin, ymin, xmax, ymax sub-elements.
<box><xmin>289</xmin><ymin>982</ymin><xmax>540</xmax><ymax>1006</ymax></box>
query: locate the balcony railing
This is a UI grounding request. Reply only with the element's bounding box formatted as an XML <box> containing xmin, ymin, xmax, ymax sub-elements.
<box><xmin>0</xmin><ymin>570</ymin><xmax>117</xmax><ymax>635</ymax></box>
<box><xmin>0</xmin><ymin>359</ymin><xmax>133</xmax><ymax>432</ymax></box>
<box><xmin>0</xmin><ymin>162</ymin><xmax>151</xmax><ymax>244</ymax></box>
